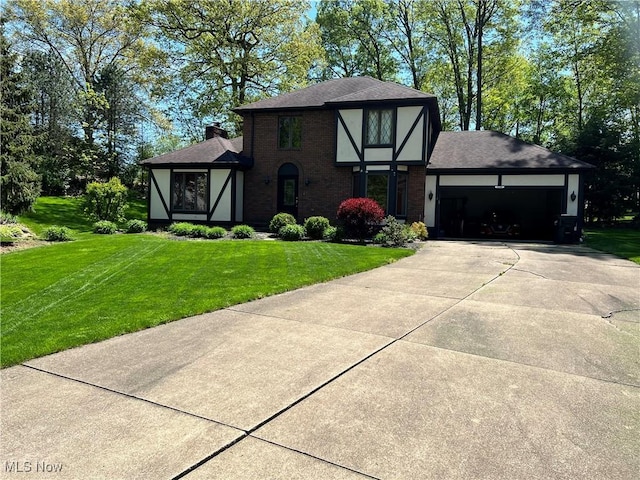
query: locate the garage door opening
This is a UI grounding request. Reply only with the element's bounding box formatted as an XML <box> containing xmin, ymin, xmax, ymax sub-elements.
<box><xmin>437</xmin><ymin>187</ymin><xmax>564</xmax><ymax>240</ymax></box>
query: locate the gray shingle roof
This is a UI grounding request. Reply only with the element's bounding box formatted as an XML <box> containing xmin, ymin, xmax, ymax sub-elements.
<box><xmin>140</xmin><ymin>136</ymin><xmax>252</xmax><ymax>168</ymax></box>
<box><xmin>234</xmin><ymin>77</ymin><xmax>435</xmax><ymax>112</ymax></box>
<box><xmin>428</xmin><ymin>131</ymin><xmax>594</xmax><ymax>171</ymax></box>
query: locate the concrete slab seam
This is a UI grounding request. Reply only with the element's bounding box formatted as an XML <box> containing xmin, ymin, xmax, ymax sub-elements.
<box><xmin>174</xmin><ymin>244</ymin><xmax>523</xmax><ymax>477</ymax></box>
<box><xmin>171</xmin><ymin>434</ymin><xmax>249</xmax><ymax>480</ymax></box>
<box><xmin>21</xmin><ymin>364</ymin><xmax>242</xmax><ymax>432</ymax></box>
<box><xmin>248</xmin><ymin>436</ymin><xmax>382</xmax><ymax>480</ymax></box>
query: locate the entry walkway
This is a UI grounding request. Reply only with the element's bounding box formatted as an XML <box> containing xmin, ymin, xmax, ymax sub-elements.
<box><xmin>2</xmin><ymin>241</ymin><xmax>638</xmax><ymax>479</ymax></box>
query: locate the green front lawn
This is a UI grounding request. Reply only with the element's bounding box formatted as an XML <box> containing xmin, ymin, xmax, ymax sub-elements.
<box><xmin>19</xmin><ymin>195</ymin><xmax>147</xmax><ymax>235</ymax></box>
<box><xmin>584</xmin><ymin>228</ymin><xmax>640</xmax><ymax>264</ymax></box>
<box><xmin>1</xmin><ymin>234</ymin><xmax>412</xmax><ymax>367</ymax></box>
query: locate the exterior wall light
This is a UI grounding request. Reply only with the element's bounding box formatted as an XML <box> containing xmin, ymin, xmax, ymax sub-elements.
<box><xmin>305</xmin><ymin>178</ymin><xmax>311</xmax><ymax>186</ymax></box>
<box><xmin>428</xmin><ymin>191</ymin><xmax>434</xmax><ymax>201</ymax></box>
<box><xmin>570</xmin><ymin>191</ymin><xmax>577</xmax><ymax>202</ymax></box>
<box><xmin>264</xmin><ymin>176</ymin><xmax>270</xmax><ymax>185</ymax></box>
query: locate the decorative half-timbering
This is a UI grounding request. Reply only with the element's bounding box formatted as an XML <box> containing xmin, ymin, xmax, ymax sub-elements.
<box><xmin>140</xmin><ymin>128</ymin><xmax>252</xmax><ymax>226</ymax></box>
<box><xmin>141</xmin><ymin>77</ymin><xmax>593</xmax><ymax>242</ymax></box>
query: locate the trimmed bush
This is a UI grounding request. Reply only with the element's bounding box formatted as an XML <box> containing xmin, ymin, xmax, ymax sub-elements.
<box><xmin>375</xmin><ymin>216</ymin><xmax>412</xmax><ymax>247</ymax></box>
<box><xmin>168</xmin><ymin>222</ymin><xmax>195</xmax><ymax>237</ymax></box>
<box><xmin>83</xmin><ymin>177</ymin><xmax>128</xmax><ymax>222</ymax></box>
<box><xmin>269</xmin><ymin>212</ymin><xmax>297</xmax><ymax>235</ymax></box>
<box><xmin>125</xmin><ymin>219</ymin><xmax>147</xmax><ymax>233</ymax></box>
<box><xmin>279</xmin><ymin>223</ymin><xmax>306</xmax><ymax>241</ymax></box>
<box><xmin>43</xmin><ymin>226</ymin><xmax>73</xmax><ymax>242</ymax></box>
<box><xmin>231</xmin><ymin>224</ymin><xmax>255</xmax><ymax>239</ymax></box>
<box><xmin>410</xmin><ymin>221</ymin><xmax>428</xmax><ymax>240</ymax></box>
<box><xmin>93</xmin><ymin>220</ymin><xmax>118</xmax><ymax>234</ymax></box>
<box><xmin>204</xmin><ymin>226</ymin><xmax>227</xmax><ymax>239</ymax></box>
<box><xmin>322</xmin><ymin>225</ymin><xmax>342</xmax><ymax>242</ymax></box>
<box><xmin>304</xmin><ymin>216</ymin><xmax>330</xmax><ymax>240</ymax></box>
<box><xmin>191</xmin><ymin>224</ymin><xmax>210</xmax><ymax>238</ymax></box>
<box><xmin>336</xmin><ymin>197</ymin><xmax>385</xmax><ymax>240</ymax></box>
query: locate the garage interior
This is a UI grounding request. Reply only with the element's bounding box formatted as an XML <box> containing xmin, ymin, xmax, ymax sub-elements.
<box><xmin>437</xmin><ymin>186</ymin><xmax>564</xmax><ymax>241</ymax></box>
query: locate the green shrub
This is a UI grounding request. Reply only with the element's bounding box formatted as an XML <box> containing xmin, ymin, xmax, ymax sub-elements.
<box><xmin>83</xmin><ymin>177</ymin><xmax>128</xmax><ymax>222</ymax></box>
<box><xmin>0</xmin><ymin>224</ymin><xmax>24</xmax><ymax>239</ymax></box>
<box><xmin>168</xmin><ymin>222</ymin><xmax>195</xmax><ymax>237</ymax></box>
<box><xmin>125</xmin><ymin>219</ymin><xmax>147</xmax><ymax>233</ymax></box>
<box><xmin>269</xmin><ymin>212</ymin><xmax>297</xmax><ymax>235</ymax></box>
<box><xmin>190</xmin><ymin>224</ymin><xmax>210</xmax><ymax>238</ymax></box>
<box><xmin>322</xmin><ymin>225</ymin><xmax>340</xmax><ymax>242</ymax></box>
<box><xmin>376</xmin><ymin>216</ymin><xmax>412</xmax><ymax>247</ymax></box>
<box><xmin>0</xmin><ymin>211</ymin><xmax>18</xmax><ymax>225</ymax></box>
<box><xmin>43</xmin><ymin>226</ymin><xmax>73</xmax><ymax>242</ymax></box>
<box><xmin>304</xmin><ymin>216</ymin><xmax>330</xmax><ymax>240</ymax></box>
<box><xmin>93</xmin><ymin>220</ymin><xmax>118</xmax><ymax>234</ymax></box>
<box><xmin>279</xmin><ymin>223</ymin><xmax>306</xmax><ymax>241</ymax></box>
<box><xmin>410</xmin><ymin>221</ymin><xmax>428</xmax><ymax>240</ymax></box>
<box><xmin>204</xmin><ymin>226</ymin><xmax>227</xmax><ymax>239</ymax></box>
<box><xmin>231</xmin><ymin>224</ymin><xmax>255</xmax><ymax>239</ymax></box>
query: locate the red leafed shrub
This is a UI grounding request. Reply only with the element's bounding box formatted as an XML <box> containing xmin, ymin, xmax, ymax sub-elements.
<box><xmin>337</xmin><ymin>197</ymin><xmax>385</xmax><ymax>240</ymax></box>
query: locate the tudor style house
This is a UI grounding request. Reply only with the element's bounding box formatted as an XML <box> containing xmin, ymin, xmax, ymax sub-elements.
<box><xmin>141</xmin><ymin>77</ymin><xmax>593</xmax><ymax>241</ymax></box>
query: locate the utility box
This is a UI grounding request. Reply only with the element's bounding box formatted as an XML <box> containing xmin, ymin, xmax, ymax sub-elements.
<box><xmin>554</xmin><ymin>215</ymin><xmax>578</xmax><ymax>243</ymax></box>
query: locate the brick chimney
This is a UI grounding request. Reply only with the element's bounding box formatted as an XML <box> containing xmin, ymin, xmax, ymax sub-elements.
<box><xmin>205</xmin><ymin>122</ymin><xmax>228</xmax><ymax>140</ymax></box>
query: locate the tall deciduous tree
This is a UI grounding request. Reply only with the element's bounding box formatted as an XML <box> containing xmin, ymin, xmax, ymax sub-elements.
<box><xmin>6</xmin><ymin>0</ymin><xmax>158</xmax><ymax>181</ymax></box>
<box><xmin>142</xmin><ymin>0</ymin><xmax>323</xmax><ymax>136</ymax></box>
<box><xmin>317</xmin><ymin>0</ymin><xmax>397</xmax><ymax>81</ymax></box>
<box><xmin>418</xmin><ymin>0</ymin><xmax>519</xmax><ymax>130</ymax></box>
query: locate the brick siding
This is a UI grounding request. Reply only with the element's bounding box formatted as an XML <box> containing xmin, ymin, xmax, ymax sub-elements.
<box><xmin>242</xmin><ymin>109</ymin><xmax>425</xmax><ymax>226</ymax></box>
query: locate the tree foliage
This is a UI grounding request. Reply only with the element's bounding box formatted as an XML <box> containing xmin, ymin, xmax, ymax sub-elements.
<box><xmin>141</xmin><ymin>0</ymin><xmax>323</xmax><ymax>136</ymax></box>
<box><xmin>0</xmin><ymin>25</ymin><xmax>41</xmax><ymax>214</ymax></box>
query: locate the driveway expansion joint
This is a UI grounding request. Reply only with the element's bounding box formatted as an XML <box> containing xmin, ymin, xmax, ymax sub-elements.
<box><xmin>21</xmin><ymin>363</ymin><xmax>242</xmax><ymax>431</ymax></box>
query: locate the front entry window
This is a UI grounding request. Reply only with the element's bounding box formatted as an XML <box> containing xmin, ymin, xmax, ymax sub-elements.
<box><xmin>173</xmin><ymin>172</ymin><xmax>207</xmax><ymax>212</ymax></box>
<box><xmin>353</xmin><ymin>172</ymin><xmax>408</xmax><ymax>217</ymax></box>
<box><xmin>367</xmin><ymin>174</ymin><xmax>389</xmax><ymax>212</ymax></box>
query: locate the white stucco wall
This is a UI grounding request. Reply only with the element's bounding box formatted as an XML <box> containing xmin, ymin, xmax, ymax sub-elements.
<box><xmin>150</xmin><ymin>169</ymin><xmax>170</xmax><ymax>220</ymax></box>
<box><xmin>364</xmin><ymin>147</ymin><xmax>393</xmax><ymax>162</ymax></box>
<box><xmin>336</xmin><ymin>109</ymin><xmax>362</xmax><ymax>163</ymax></box>
<box><xmin>210</xmin><ymin>169</ymin><xmax>232</xmax><ymax>222</ymax></box>
<box><xmin>502</xmin><ymin>174</ymin><xmax>565</xmax><ymax>186</ymax></box>
<box><xmin>396</xmin><ymin>106</ymin><xmax>424</xmax><ymax>162</ymax></box>
<box><xmin>438</xmin><ymin>175</ymin><xmax>499</xmax><ymax>186</ymax></box>
<box><xmin>425</xmin><ymin>175</ymin><xmax>438</xmax><ymax>227</ymax></box>
<box><xmin>566</xmin><ymin>174</ymin><xmax>580</xmax><ymax>216</ymax></box>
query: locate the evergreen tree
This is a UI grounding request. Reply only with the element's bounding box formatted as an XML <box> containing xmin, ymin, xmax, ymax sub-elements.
<box><xmin>0</xmin><ymin>24</ymin><xmax>41</xmax><ymax>214</ymax></box>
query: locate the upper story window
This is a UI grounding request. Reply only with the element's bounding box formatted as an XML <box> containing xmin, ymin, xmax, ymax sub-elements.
<box><xmin>173</xmin><ymin>172</ymin><xmax>207</xmax><ymax>212</ymax></box>
<box><xmin>278</xmin><ymin>116</ymin><xmax>302</xmax><ymax>149</ymax></box>
<box><xmin>365</xmin><ymin>109</ymin><xmax>393</xmax><ymax>146</ymax></box>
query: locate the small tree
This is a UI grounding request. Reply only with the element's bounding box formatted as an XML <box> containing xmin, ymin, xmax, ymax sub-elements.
<box><xmin>337</xmin><ymin>197</ymin><xmax>385</xmax><ymax>240</ymax></box>
<box><xmin>83</xmin><ymin>177</ymin><xmax>128</xmax><ymax>222</ymax></box>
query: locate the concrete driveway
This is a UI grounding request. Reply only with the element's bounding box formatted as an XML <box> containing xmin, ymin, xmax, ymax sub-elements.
<box><xmin>2</xmin><ymin>241</ymin><xmax>638</xmax><ymax>479</ymax></box>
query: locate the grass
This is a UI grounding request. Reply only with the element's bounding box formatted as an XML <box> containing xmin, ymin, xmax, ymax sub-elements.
<box><xmin>19</xmin><ymin>195</ymin><xmax>147</xmax><ymax>235</ymax></box>
<box><xmin>1</xmin><ymin>231</ymin><xmax>412</xmax><ymax>367</ymax></box>
<box><xmin>584</xmin><ymin>228</ymin><xmax>640</xmax><ymax>264</ymax></box>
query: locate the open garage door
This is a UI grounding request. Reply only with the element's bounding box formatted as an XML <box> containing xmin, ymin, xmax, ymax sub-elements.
<box><xmin>437</xmin><ymin>187</ymin><xmax>564</xmax><ymax>240</ymax></box>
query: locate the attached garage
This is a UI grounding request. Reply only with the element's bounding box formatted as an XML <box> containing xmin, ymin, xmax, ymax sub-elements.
<box><xmin>425</xmin><ymin>131</ymin><xmax>594</xmax><ymax>241</ymax></box>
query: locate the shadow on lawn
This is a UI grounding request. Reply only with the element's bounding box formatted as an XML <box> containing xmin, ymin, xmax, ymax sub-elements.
<box><xmin>23</xmin><ymin>197</ymin><xmax>93</xmax><ymax>232</ymax></box>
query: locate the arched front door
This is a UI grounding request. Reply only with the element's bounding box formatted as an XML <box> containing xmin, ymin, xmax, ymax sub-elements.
<box><xmin>277</xmin><ymin>163</ymin><xmax>299</xmax><ymax>218</ymax></box>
